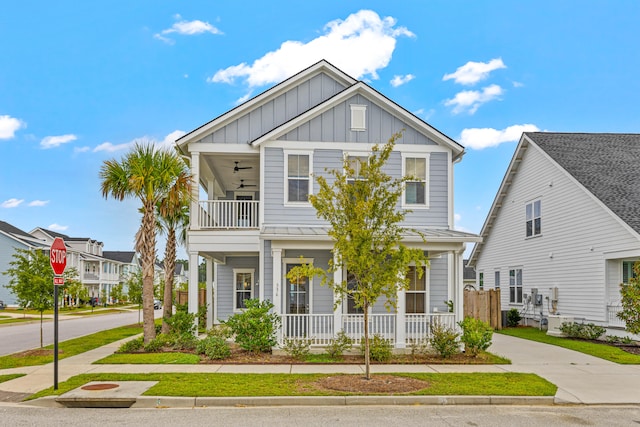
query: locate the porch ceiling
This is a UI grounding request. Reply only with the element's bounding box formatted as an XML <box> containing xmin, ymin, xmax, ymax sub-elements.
<box><xmin>201</xmin><ymin>153</ymin><xmax>260</xmax><ymax>196</ymax></box>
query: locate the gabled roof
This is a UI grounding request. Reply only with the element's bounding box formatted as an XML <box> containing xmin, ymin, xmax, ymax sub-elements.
<box><xmin>102</xmin><ymin>251</ymin><xmax>136</xmax><ymax>263</ymax></box>
<box><xmin>469</xmin><ymin>132</ymin><xmax>640</xmax><ymax>266</ymax></box>
<box><xmin>250</xmin><ymin>81</ymin><xmax>464</xmax><ymax>159</ymax></box>
<box><xmin>0</xmin><ymin>221</ymin><xmax>48</xmax><ymax>248</ymax></box>
<box><xmin>176</xmin><ymin>60</ymin><xmax>357</xmax><ymax>151</ymax></box>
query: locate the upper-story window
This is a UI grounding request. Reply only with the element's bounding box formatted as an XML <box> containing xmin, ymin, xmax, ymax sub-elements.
<box><xmin>286</xmin><ymin>152</ymin><xmax>312</xmax><ymax>203</ymax></box>
<box><xmin>403</xmin><ymin>156</ymin><xmax>428</xmax><ymax>206</ymax></box>
<box><xmin>525</xmin><ymin>199</ymin><xmax>541</xmax><ymax>237</ymax></box>
<box><xmin>350</xmin><ymin>105</ymin><xmax>366</xmax><ymax>131</ymax></box>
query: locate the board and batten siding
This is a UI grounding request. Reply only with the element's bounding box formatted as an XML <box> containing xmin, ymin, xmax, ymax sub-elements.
<box><xmin>429</xmin><ymin>255</ymin><xmax>450</xmax><ymax>313</ymax></box>
<box><xmin>475</xmin><ymin>143</ymin><xmax>640</xmax><ymax>323</ymax></box>
<box><xmin>198</xmin><ymin>73</ymin><xmax>347</xmax><ymax>144</ymax></box>
<box><xmin>215</xmin><ymin>256</ymin><xmax>259</xmax><ymax>321</ymax></box>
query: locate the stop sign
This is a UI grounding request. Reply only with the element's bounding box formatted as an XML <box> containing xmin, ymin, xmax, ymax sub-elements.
<box><xmin>50</xmin><ymin>237</ymin><xmax>67</xmax><ymax>276</ymax></box>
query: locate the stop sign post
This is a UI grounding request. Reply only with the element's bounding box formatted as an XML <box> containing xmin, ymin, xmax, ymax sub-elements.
<box><xmin>49</xmin><ymin>237</ymin><xmax>66</xmax><ymax>390</ymax></box>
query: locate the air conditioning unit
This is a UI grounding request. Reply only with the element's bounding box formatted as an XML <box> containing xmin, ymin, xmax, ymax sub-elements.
<box><xmin>547</xmin><ymin>315</ymin><xmax>574</xmax><ymax>337</ymax></box>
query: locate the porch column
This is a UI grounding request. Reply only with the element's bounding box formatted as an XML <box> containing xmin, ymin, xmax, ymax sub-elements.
<box><xmin>396</xmin><ymin>281</ymin><xmax>406</xmax><ymax>349</ymax></box>
<box><xmin>454</xmin><ymin>248</ymin><xmax>465</xmax><ymax>325</ymax></box>
<box><xmin>188</xmin><ymin>251</ymin><xmax>199</xmax><ymax>332</ymax></box>
<box><xmin>190</xmin><ymin>151</ymin><xmax>200</xmax><ymax>230</ymax></box>
<box><xmin>206</xmin><ymin>257</ymin><xmax>213</xmax><ymax>329</ymax></box>
<box><xmin>271</xmin><ymin>248</ymin><xmax>282</xmax><ymax>314</ymax></box>
<box><xmin>333</xmin><ymin>254</ymin><xmax>343</xmax><ymax>337</ymax></box>
<box><xmin>213</xmin><ymin>262</ymin><xmax>218</xmax><ymax>325</ymax></box>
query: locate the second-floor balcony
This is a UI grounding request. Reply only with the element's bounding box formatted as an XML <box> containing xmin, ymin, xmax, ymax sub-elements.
<box><xmin>198</xmin><ymin>200</ymin><xmax>260</xmax><ymax>229</ymax></box>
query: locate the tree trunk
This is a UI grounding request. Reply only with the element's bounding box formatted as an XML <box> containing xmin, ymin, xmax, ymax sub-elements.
<box><xmin>363</xmin><ymin>300</ymin><xmax>370</xmax><ymax>380</ymax></box>
<box><xmin>161</xmin><ymin>229</ymin><xmax>177</xmax><ymax>334</ymax></box>
<box><xmin>140</xmin><ymin>204</ymin><xmax>157</xmax><ymax>344</ymax></box>
<box><xmin>40</xmin><ymin>312</ymin><xmax>43</xmax><ymax>348</ymax></box>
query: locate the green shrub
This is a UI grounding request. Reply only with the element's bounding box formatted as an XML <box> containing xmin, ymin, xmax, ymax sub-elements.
<box><xmin>117</xmin><ymin>336</ymin><xmax>144</xmax><ymax>353</ymax></box>
<box><xmin>325</xmin><ymin>330</ymin><xmax>353</xmax><ymax>359</ymax></box>
<box><xmin>197</xmin><ymin>304</ymin><xmax>208</xmax><ymax>330</ymax></box>
<box><xmin>223</xmin><ymin>299</ymin><xmax>281</xmax><ymax>353</ymax></box>
<box><xmin>559</xmin><ymin>322</ymin><xmax>606</xmax><ymax>340</ymax></box>
<box><xmin>360</xmin><ymin>334</ymin><xmax>392</xmax><ymax>362</ymax></box>
<box><xmin>144</xmin><ymin>334</ymin><xmax>170</xmax><ymax>353</ymax></box>
<box><xmin>409</xmin><ymin>338</ymin><xmax>430</xmax><ymax>357</ymax></box>
<box><xmin>429</xmin><ymin>320</ymin><xmax>460</xmax><ymax>358</ymax></box>
<box><xmin>506</xmin><ymin>308</ymin><xmax>522</xmax><ymax>327</ymax></box>
<box><xmin>166</xmin><ymin>311</ymin><xmax>197</xmax><ymax>336</ymax></box>
<box><xmin>171</xmin><ymin>333</ymin><xmax>199</xmax><ymax>351</ymax></box>
<box><xmin>196</xmin><ymin>336</ymin><xmax>231</xmax><ymax>360</ymax></box>
<box><xmin>458</xmin><ymin>316</ymin><xmax>494</xmax><ymax>357</ymax></box>
<box><xmin>282</xmin><ymin>337</ymin><xmax>312</xmax><ymax>360</ymax></box>
<box><xmin>208</xmin><ymin>324</ymin><xmax>232</xmax><ymax>339</ymax></box>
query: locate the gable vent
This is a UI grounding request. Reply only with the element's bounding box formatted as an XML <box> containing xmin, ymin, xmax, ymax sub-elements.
<box><xmin>350</xmin><ymin>104</ymin><xmax>366</xmax><ymax>131</ymax></box>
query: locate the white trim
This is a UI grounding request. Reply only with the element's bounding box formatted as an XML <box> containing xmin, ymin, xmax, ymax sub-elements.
<box><xmin>401</xmin><ymin>152</ymin><xmax>430</xmax><ymax>209</ymax></box>
<box><xmin>283</xmin><ymin>257</ymin><xmax>314</xmax><ymax>314</ymax></box>
<box><xmin>233</xmin><ymin>268</ymin><xmax>255</xmax><ymax>312</ymax></box>
<box><xmin>283</xmin><ymin>149</ymin><xmax>313</xmax><ymax>207</ymax></box>
<box><xmin>265</xmin><ymin>139</ymin><xmax>450</xmax><ymax>153</ymax></box>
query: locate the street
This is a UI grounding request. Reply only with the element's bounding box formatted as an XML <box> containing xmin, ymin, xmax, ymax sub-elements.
<box><xmin>1</xmin><ymin>404</ymin><xmax>640</xmax><ymax>426</ymax></box>
<box><xmin>0</xmin><ymin>308</ymin><xmax>162</xmax><ymax>356</ymax></box>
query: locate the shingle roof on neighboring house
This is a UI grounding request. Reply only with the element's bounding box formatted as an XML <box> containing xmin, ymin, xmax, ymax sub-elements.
<box><xmin>527</xmin><ymin>132</ymin><xmax>640</xmax><ymax>235</ymax></box>
<box><xmin>102</xmin><ymin>251</ymin><xmax>136</xmax><ymax>263</ymax></box>
<box><xmin>463</xmin><ymin>260</ymin><xmax>476</xmax><ymax>281</ymax></box>
<box><xmin>0</xmin><ymin>221</ymin><xmax>48</xmax><ymax>248</ymax></box>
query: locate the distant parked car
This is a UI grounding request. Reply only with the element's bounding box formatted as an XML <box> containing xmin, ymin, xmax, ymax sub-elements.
<box><xmin>154</xmin><ymin>299</ymin><xmax>162</xmax><ymax>310</ymax></box>
<box><xmin>0</xmin><ymin>300</ymin><xmax>5</xmax><ymax>310</ymax></box>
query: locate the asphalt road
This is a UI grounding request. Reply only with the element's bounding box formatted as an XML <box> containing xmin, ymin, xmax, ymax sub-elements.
<box><xmin>0</xmin><ymin>308</ymin><xmax>162</xmax><ymax>356</ymax></box>
<box><xmin>1</xmin><ymin>405</ymin><xmax>640</xmax><ymax>426</ymax></box>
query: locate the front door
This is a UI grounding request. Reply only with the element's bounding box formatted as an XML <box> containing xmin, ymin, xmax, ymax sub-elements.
<box><xmin>235</xmin><ymin>193</ymin><xmax>253</xmax><ymax>227</ymax></box>
<box><xmin>285</xmin><ymin>263</ymin><xmax>309</xmax><ymax>336</ymax></box>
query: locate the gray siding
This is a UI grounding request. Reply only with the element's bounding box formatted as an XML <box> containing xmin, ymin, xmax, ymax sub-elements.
<box><xmin>279</xmin><ymin>94</ymin><xmax>438</xmax><ymax>145</ymax></box>
<box><xmin>200</xmin><ymin>73</ymin><xmax>347</xmax><ymax>144</ymax></box>
<box><xmin>0</xmin><ymin>234</ymin><xmax>30</xmax><ymax>305</ymax></box>
<box><xmin>216</xmin><ymin>256</ymin><xmax>259</xmax><ymax>321</ymax></box>
<box><xmin>429</xmin><ymin>256</ymin><xmax>449</xmax><ymax>313</ymax></box>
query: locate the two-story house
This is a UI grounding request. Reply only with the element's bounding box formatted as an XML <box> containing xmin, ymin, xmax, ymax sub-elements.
<box><xmin>177</xmin><ymin>60</ymin><xmax>480</xmax><ymax>348</ymax></box>
<box><xmin>469</xmin><ymin>132</ymin><xmax>640</xmax><ymax>333</ymax></box>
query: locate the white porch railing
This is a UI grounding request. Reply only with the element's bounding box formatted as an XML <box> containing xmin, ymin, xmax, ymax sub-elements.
<box><xmin>198</xmin><ymin>200</ymin><xmax>259</xmax><ymax>229</ymax></box>
<box><xmin>278</xmin><ymin>313</ymin><xmax>456</xmax><ymax>347</ymax></box>
<box><xmin>607</xmin><ymin>304</ymin><xmax>626</xmax><ymax>328</ymax></box>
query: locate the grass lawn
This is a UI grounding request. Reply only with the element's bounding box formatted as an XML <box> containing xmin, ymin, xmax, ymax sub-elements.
<box><xmin>499</xmin><ymin>327</ymin><xmax>640</xmax><ymax>364</ymax></box>
<box><xmin>28</xmin><ymin>372</ymin><xmax>556</xmax><ymax>399</ymax></box>
<box><xmin>0</xmin><ymin>324</ymin><xmax>143</xmax><ymax>369</ymax></box>
<box><xmin>0</xmin><ymin>317</ymin><xmax>37</xmax><ymax>325</ymax></box>
<box><xmin>95</xmin><ymin>352</ymin><xmax>201</xmax><ymax>364</ymax></box>
<box><xmin>0</xmin><ymin>374</ymin><xmax>25</xmax><ymax>383</ymax></box>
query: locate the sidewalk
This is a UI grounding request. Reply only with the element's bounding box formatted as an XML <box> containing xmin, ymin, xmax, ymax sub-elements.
<box><xmin>2</xmin><ymin>333</ymin><xmax>640</xmax><ymax>406</ymax></box>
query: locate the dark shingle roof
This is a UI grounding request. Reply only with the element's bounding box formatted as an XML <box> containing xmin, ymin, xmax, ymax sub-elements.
<box><xmin>526</xmin><ymin>132</ymin><xmax>640</xmax><ymax>235</ymax></box>
<box><xmin>463</xmin><ymin>260</ymin><xmax>476</xmax><ymax>281</ymax></box>
<box><xmin>102</xmin><ymin>251</ymin><xmax>136</xmax><ymax>263</ymax></box>
<box><xmin>0</xmin><ymin>221</ymin><xmax>47</xmax><ymax>248</ymax></box>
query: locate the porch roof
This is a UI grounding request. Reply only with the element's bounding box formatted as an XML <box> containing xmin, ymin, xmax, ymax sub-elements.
<box><xmin>261</xmin><ymin>226</ymin><xmax>481</xmax><ymax>243</ymax></box>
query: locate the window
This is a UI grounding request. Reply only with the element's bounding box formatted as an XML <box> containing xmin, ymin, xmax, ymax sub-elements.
<box><xmin>494</xmin><ymin>270</ymin><xmax>500</xmax><ymax>289</ymax></box>
<box><xmin>286</xmin><ymin>153</ymin><xmax>310</xmax><ymax>203</ymax></box>
<box><xmin>234</xmin><ymin>269</ymin><xmax>254</xmax><ymax>310</ymax></box>
<box><xmin>623</xmin><ymin>261</ymin><xmax>638</xmax><ymax>284</ymax></box>
<box><xmin>404</xmin><ymin>157</ymin><xmax>427</xmax><ymax>205</ymax></box>
<box><xmin>479</xmin><ymin>272</ymin><xmax>484</xmax><ymax>290</ymax></box>
<box><xmin>509</xmin><ymin>268</ymin><xmax>523</xmax><ymax>304</ymax></box>
<box><xmin>405</xmin><ymin>266</ymin><xmax>426</xmax><ymax>313</ymax></box>
<box><xmin>347</xmin><ymin>155</ymin><xmax>367</xmax><ymax>181</ymax></box>
<box><xmin>350</xmin><ymin>105</ymin><xmax>366</xmax><ymax>131</ymax></box>
<box><xmin>346</xmin><ymin>271</ymin><xmax>363</xmax><ymax>314</ymax></box>
<box><xmin>526</xmin><ymin>200</ymin><xmax>541</xmax><ymax>237</ymax></box>
<box><xmin>286</xmin><ymin>263</ymin><xmax>309</xmax><ymax>314</ymax></box>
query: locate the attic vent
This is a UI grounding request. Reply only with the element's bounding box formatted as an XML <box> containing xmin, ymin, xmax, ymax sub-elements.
<box><xmin>350</xmin><ymin>104</ymin><xmax>366</xmax><ymax>131</ymax></box>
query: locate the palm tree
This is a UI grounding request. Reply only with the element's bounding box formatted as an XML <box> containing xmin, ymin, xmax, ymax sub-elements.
<box><xmin>157</xmin><ymin>168</ymin><xmax>192</xmax><ymax>334</ymax></box>
<box><xmin>99</xmin><ymin>142</ymin><xmax>189</xmax><ymax>343</ymax></box>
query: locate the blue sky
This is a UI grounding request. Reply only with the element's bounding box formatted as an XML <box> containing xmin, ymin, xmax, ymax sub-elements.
<box><xmin>1</xmin><ymin>1</ymin><xmax>639</xmax><ymax>259</ymax></box>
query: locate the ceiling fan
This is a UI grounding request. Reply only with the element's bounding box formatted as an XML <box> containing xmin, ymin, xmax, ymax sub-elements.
<box><xmin>234</xmin><ymin>161</ymin><xmax>253</xmax><ymax>173</ymax></box>
<box><xmin>236</xmin><ymin>180</ymin><xmax>256</xmax><ymax>189</ymax></box>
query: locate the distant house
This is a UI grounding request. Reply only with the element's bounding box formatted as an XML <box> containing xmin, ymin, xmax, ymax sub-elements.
<box><xmin>463</xmin><ymin>260</ymin><xmax>476</xmax><ymax>290</ymax></box>
<box><xmin>469</xmin><ymin>133</ymin><xmax>640</xmax><ymax>331</ymax></box>
<box><xmin>0</xmin><ymin>221</ymin><xmax>49</xmax><ymax>305</ymax></box>
<box><xmin>176</xmin><ymin>60</ymin><xmax>480</xmax><ymax>348</ymax></box>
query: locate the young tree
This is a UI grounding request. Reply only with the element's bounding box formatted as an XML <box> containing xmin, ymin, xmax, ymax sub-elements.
<box><xmin>4</xmin><ymin>248</ymin><xmax>54</xmax><ymax>347</ymax></box>
<box><xmin>100</xmin><ymin>142</ymin><xmax>188</xmax><ymax>343</ymax></box>
<box><xmin>618</xmin><ymin>261</ymin><xmax>640</xmax><ymax>334</ymax></box>
<box><xmin>287</xmin><ymin>133</ymin><xmax>428</xmax><ymax>379</ymax></box>
<box><xmin>126</xmin><ymin>270</ymin><xmax>143</xmax><ymax>324</ymax></box>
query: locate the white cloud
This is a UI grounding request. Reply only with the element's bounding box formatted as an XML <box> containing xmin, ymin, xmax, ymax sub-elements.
<box><xmin>444</xmin><ymin>84</ymin><xmax>503</xmax><ymax>114</ymax></box>
<box><xmin>208</xmin><ymin>10</ymin><xmax>414</xmax><ymax>88</ymax></box>
<box><xmin>512</xmin><ymin>81</ymin><xmax>524</xmax><ymax>88</ymax></box>
<box><xmin>155</xmin><ymin>16</ymin><xmax>223</xmax><ymax>44</ymax></box>
<box><xmin>48</xmin><ymin>223</ymin><xmax>68</xmax><ymax>231</ymax></box>
<box><xmin>413</xmin><ymin>108</ymin><xmax>435</xmax><ymax>120</ymax></box>
<box><xmin>460</xmin><ymin>124</ymin><xmax>540</xmax><ymax>150</ymax></box>
<box><xmin>0</xmin><ymin>115</ymin><xmax>26</xmax><ymax>140</ymax></box>
<box><xmin>94</xmin><ymin>130</ymin><xmax>186</xmax><ymax>153</ymax></box>
<box><xmin>1</xmin><ymin>198</ymin><xmax>24</xmax><ymax>208</ymax></box>
<box><xmin>93</xmin><ymin>141</ymin><xmax>132</xmax><ymax>153</ymax></box>
<box><xmin>29</xmin><ymin>200</ymin><xmax>49</xmax><ymax>207</ymax></box>
<box><xmin>40</xmin><ymin>134</ymin><xmax>77</xmax><ymax>149</ymax></box>
<box><xmin>157</xmin><ymin>130</ymin><xmax>186</xmax><ymax>150</ymax></box>
<box><xmin>443</xmin><ymin>58</ymin><xmax>506</xmax><ymax>85</ymax></box>
<box><xmin>74</xmin><ymin>146</ymin><xmax>90</xmax><ymax>153</ymax></box>
<box><xmin>390</xmin><ymin>74</ymin><xmax>415</xmax><ymax>87</ymax></box>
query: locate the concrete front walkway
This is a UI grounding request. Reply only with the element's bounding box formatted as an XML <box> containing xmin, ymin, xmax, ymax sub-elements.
<box><xmin>1</xmin><ymin>333</ymin><xmax>640</xmax><ymax>405</ymax></box>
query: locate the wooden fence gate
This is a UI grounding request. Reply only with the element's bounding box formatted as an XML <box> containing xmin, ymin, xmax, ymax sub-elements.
<box><xmin>463</xmin><ymin>289</ymin><xmax>502</xmax><ymax>329</ymax></box>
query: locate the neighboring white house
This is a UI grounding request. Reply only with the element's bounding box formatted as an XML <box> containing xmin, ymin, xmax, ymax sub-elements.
<box><xmin>469</xmin><ymin>132</ymin><xmax>640</xmax><ymax>331</ymax></box>
<box><xmin>176</xmin><ymin>60</ymin><xmax>480</xmax><ymax>348</ymax></box>
<box><xmin>0</xmin><ymin>221</ymin><xmax>49</xmax><ymax>306</ymax></box>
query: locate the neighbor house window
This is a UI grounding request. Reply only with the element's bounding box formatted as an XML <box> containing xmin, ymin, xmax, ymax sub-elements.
<box><xmin>509</xmin><ymin>268</ymin><xmax>523</xmax><ymax>304</ymax></box>
<box><xmin>479</xmin><ymin>272</ymin><xmax>484</xmax><ymax>290</ymax></box>
<box><xmin>526</xmin><ymin>200</ymin><xmax>541</xmax><ymax>237</ymax></box>
<box><xmin>234</xmin><ymin>269</ymin><xmax>254</xmax><ymax>310</ymax></box>
<box><xmin>405</xmin><ymin>266</ymin><xmax>426</xmax><ymax>314</ymax></box>
<box><xmin>404</xmin><ymin>156</ymin><xmax>428</xmax><ymax>206</ymax></box>
<box><xmin>286</xmin><ymin>153</ymin><xmax>311</xmax><ymax>203</ymax></box>
<box><xmin>494</xmin><ymin>270</ymin><xmax>500</xmax><ymax>289</ymax></box>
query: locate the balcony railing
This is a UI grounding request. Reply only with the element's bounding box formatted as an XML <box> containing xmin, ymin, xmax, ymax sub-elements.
<box><xmin>607</xmin><ymin>304</ymin><xmax>626</xmax><ymax>328</ymax></box>
<box><xmin>278</xmin><ymin>313</ymin><xmax>456</xmax><ymax>347</ymax></box>
<box><xmin>198</xmin><ymin>200</ymin><xmax>259</xmax><ymax>229</ymax></box>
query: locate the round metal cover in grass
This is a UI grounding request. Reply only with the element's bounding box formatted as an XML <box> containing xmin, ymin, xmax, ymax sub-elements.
<box><xmin>81</xmin><ymin>383</ymin><xmax>120</xmax><ymax>391</ymax></box>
